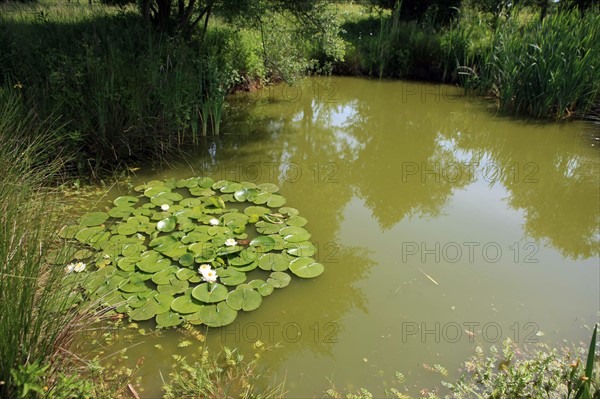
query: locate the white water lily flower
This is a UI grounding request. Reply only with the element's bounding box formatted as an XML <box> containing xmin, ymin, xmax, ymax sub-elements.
<box><xmin>224</xmin><ymin>238</ymin><xmax>236</xmax><ymax>247</ymax></box>
<box><xmin>209</xmin><ymin>218</ymin><xmax>219</xmax><ymax>226</ymax></box>
<box><xmin>157</xmin><ymin>220</ymin><xmax>167</xmax><ymax>230</ymax></box>
<box><xmin>73</xmin><ymin>262</ymin><xmax>86</xmax><ymax>273</ymax></box>
<box><xmin>161</xmin><ymin>204</ymin><xmax>170</xmax><ymax>211</ymax></box>
<box><xmin>198</xmin><ymin>264</ymin><xmax>212</xmax><ymax>274</ymax></box>
<box><xmin>202</xmin><ymin>269</ymin><xmax>218</xmax><ymax>283</ymax></box>
<box><xmin>64</xmin><ymin>263</ymin><xmax>75</xmax><ymax>273</ymax></box>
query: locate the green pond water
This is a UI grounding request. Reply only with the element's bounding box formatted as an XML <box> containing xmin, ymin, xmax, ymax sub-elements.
<box><xmin>90</xmin><ymin>76</ymin><xmax>600</xmax><ymax>397</ymax></box>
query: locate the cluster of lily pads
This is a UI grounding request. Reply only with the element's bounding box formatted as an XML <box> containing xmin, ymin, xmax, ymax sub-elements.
<box><xmin>60</xmin><ymin>177</ymin><xmax>324</xmax><ymax>328</ymax></box>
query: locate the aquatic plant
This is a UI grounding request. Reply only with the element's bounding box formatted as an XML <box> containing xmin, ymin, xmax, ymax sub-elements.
<box><xmin>0</xmin><ymin>90</ymin><xmax>98</xmax><ymax>399</ymax></box>
<box><xmin>448</xmin><ymin>7</ymin><xmax>600</xmax><ymax>119</ymax></box>
<box><xmin>60</xmin><ymin>177</ymin><xmax>325</xmax><ymax>328</ymax></box>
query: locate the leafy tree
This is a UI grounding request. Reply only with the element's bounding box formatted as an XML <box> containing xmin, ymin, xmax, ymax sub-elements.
<box><xmin>133</xmin><ymin>0</ymin><xmax>332</xmax><ymax>37</ymax></box>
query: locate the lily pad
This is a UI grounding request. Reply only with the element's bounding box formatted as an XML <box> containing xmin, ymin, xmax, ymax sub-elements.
<box><xmin>157</xmin><ymin>216</ymin><xmax>177</xmax><ymax>232</ymax></box>
<box><xmin>156</xmin><ymin>311</ymin><xmax>183</xmax><ymax>327</ymax></box>
<box><xmin>289</xmin><ymin>257</ymin><xmax>324</xmax><ymax>278</ymax></box>
<box><xmin>114</xmin><ymin>196</ymin><xmax>139</xmax><ymax>207</ymax></box>
<box><xmin>171</xmin><ymin>295</ymin><xmax>203</xmax><ymax>314</ymax></box>
<box><xmin>178</xmin><ymin>253</ymin><xmax>195</xmax><ymax>267</ymax></box>
<box><xmin>117</xmin><ymin>224</ymin><xmax>138</xmax><ymax>236</ymax></box>
<box><xmin>249</xmin><ymin>236</ymin><xmax>276</xmax><ymax>252</ymax></box>
<box><xmin>130</xmin><ymin>300</ymin><xmax>161</xmax><ymax>321</ymax></box>
<box><xmin>258</xmin><ymin>253</ymin><xmax>290</xmax><ymax>272</ymax></box>
<box><xmin>244</xmin><ymin>206</ymin><xmax>271</xmax><ymax>217</ymax></box>
<box><xmin>176</xmin><ymin>268</ymin><xmax>196</xmax><ymax>280</ymax></box>
<box><xmin>79</xmin><ymin>212</ymin><xmax>109</xmax><ymax>227</ymax></box>
<box><xmin>66</xmin><ymin>176</ymin><xmax>323</xmax><ymax>329</ymax></box>
<box><xmin>217</xmin><ymin>268</ymin><xmax>247</xmax><ymax>286</ymax></box>
<box><xmin>256</xmin><ymin>221</ymin><xmax>282</xmax><ymax>235</ymax></box>
<box><xmin>191</xmin><ymin>283</ymin><xmax>228</xmax><ymax>303</ymax></box>
<box><xmin>234</xmin><ymin>188</ymin><xmax>259</xmax><ymax>202</ymax></box>
<box><xmin>257</xmin><ymin>183</ymin><xmax>279</xmax><ymax>193</ymax></box>
<box><xmin>226</xmin><ymin>288</ymin><xmax>262</xmax><ymax>311</ymax></box>
<box><xmin>152</xmin><ymin>266</ymin><xmax>178</xmax><ymax>284</ymax></box>
<box><xmin>109</xmin><ymin>206</ymin><xmax>135</xmax><ymax>219</ymax></box>
<box><xmin>279</xmin><ymin>226</ymin><xmax>311</xmax><ymax>243</ymax></box>
<box><xmin>249</xmin><ymin>279</ymin><xmax>274</xmax><ymax>296</ymax></box>
<box><xmin>285</xmin><ymin>215</ymin><xmax>308</xmax><ymax>227</ymax></box>
<box><xmin>149</xmin><ymin>235</ymin><xmax>178</xmax><ymax>252</ymax></box>
<box><xmin>137</xmin><ymin>254</ymin><xmax>171</xmax><ymax>273</ymax></box>
<box><xmin>284</xmin><ymin>241</ymin><xmax>316</xmax><ymax>257</ymax></box>
<box><xmin>267</xmin><ymin>271</ymin><xmax>291</xmax><ymax>288</ymax></box>
<box><xmin>199</xmin><ymin>302</ymin><xmax>237</xmax><ymax>327</ymax></box>
<box><xmin>144</xmin><ymin>186</ymin><xmax>171</xmax><ymax>198</ymax></box>
<box><xmin>150</xmin><ymin>191</ymin><xmax>183</xmax><ymax>206</ymax></box>
<box><xmin>75</xmin><ymin>227</ymin><xmax>109</xmax><ymax>246</ymax></box>
<box><xmin>279</xmin><ymin>207</ymin><xmax>299</xmax><ymax>216</ymax></box>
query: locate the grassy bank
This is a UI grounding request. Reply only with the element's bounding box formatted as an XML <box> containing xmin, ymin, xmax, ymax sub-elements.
<box><xmin>0</xmin><ymin>91</ymin><xmax>93</xmax><ymax>398</ymax></box>
<box><xmin>1</xmin><ymin>1</ymin><xmax>598</xmax><ymax>181</ymax></box>
<box><xmin>337</xmin><ymin>2</ymin><xmax>600</xmax><ymax>120</ymax></box>
<box><xmin>0</xmin><ymin>0</ymin><xmax>343</xmax><ymax>178</ymax></box>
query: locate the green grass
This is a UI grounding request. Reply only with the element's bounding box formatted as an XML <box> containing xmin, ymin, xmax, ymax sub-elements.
<box><xmin>338</xmin><ymin>3</ymin><xmax>600</xmax><ymax>119</ymax></box>
<box><xmin>474</xmin><ymin>9</ymin><xmax>600</xmax><ymax>119</ymax></box>
<box><xmin>327</xmin><ymin>327</ymin><xmax>600</xmax><ymax>398</ymax></box>
<box><xmin>339</xmin><ymin>5</ymin><xmax>447</xmax><ymax>80</ymax></box>
<box><xmin>163</xmin><ymin>347</ymin><xmax>286</xmax><ymax>399</ymax></box>
<box><xmin>0</xmin><ymin>90</ymin><xmax>91</xmax><ymax>398</ymax></box>
<box><xmin>0</xmin><ymin>0</ymin><xmax>344</xmax><ymax>179</ymax></box>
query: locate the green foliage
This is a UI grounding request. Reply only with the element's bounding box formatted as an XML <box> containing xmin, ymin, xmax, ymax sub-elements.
<box><xmin>0</xmin><ymin>1</ymin><xmax>345</xmax><ymax>178</ymax></box>
<box><xmin>453</xmin><ymin>7</ymin><xmax>600</xmax><ymax>118</ymax></box>
<box><xmin>341</xmin><ymin>3</ymin><xmax>600</xmax><ymax>118</ymax></box>
<box><xmin>0</xmin><ymin>91</ymin><xmax>96</xmax><ymax>399</ymax></box>
<box><xmin>327</xmin><ymin>327</ymin><xmax>600</xmax><ymax>399</ymax></box>
<box><xmin>163</xmin><ymin>348</ymin><xmax>285</xmax><ymax>399</ymax></box>
<box><xmin>443</xmin><ymin>332</ymin><xmax>600</xmax><ymax>398</ymax></box>
<box><xmin>340</xmin><ymin>10</ymin><xmax>446</xmax><ymax>79</ymax></box>
<box><xmin>60</xmin><ymin>177</ymin><xmax>324</xmax><ymax>328</ymax></box>
<box><xmin>9</xmin><ymin>362</ymin><xmax>96</xmax><ymax>399</ymax></box>
<box><xmin>370</xmin><ymin>0</ymin><xmax>461</xmax><ymax>25</ymax></box>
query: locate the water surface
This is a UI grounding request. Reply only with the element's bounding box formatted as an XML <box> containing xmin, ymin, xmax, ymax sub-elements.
<box><xmin>97</xmin><ymin>76</ymin><xmax>599</xmax><ymax>397</ymax></box>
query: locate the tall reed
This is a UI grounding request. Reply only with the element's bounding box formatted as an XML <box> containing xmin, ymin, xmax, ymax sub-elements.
<box><xmin>455</xmin><ymin>8</ymin><xmax>600</xmax><ymax>119</ymax></box>
<box><xmin>0</xmin><ymin>91</ymin><xmax>93</xmax><ymax>398</ymax></box>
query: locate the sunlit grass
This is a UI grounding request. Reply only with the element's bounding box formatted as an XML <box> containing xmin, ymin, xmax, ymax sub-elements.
<box><xmin>0</xmin><ymin>90</ymin><xmax>97</xmax><ymax>398</ymax></box>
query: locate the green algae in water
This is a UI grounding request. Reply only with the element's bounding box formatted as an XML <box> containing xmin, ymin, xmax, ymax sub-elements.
<box><xmin>61</xmin><ymin>177</ymin><xmax>324</xmax><ymax>328</ymax></box>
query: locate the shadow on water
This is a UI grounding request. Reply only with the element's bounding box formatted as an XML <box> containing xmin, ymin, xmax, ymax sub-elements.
<box><xmin>81</xmin><ymin>76</ymin><xmax>598</xmax><ymax>398</ymax></box>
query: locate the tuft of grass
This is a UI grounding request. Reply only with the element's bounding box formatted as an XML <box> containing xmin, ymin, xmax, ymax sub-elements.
<box><xmin>0</xmin><ymin>90</ymin><xmax>97</xmax><ymax>398</ymax></box>
<box><xmin>446</xmin><ymin>6</ymin><xmax>600</xmax><ymax>119</ymax></box>
<box><xmin>163</xmin><ymin>347</ymin><xmax>286</xmax><ymax>399</ymax></box>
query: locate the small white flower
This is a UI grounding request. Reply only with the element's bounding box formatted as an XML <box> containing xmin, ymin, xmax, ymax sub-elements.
<box><xmin>224</xmin><ymin>238</ymin><xmax>236</xmax><ymax>247</ymax></box>
<box><xmin>73</xmin><ymin>262</ymin><xmax>86</xmax><ymax>273</ymax></box>
<box><xmin>202</xmin><ymin>269</ymin><xmax>218</xmax><ymax>283</ymax></box>
<box><xmin>157</xmin><ymin>220</ymin><xmax>166</xmax><ymax>230</ymax></box>
<box><xmin>161</xmin><ymin>204</ymin><xmax>170</xmax><ymax>211</ymax></box>
<box><xmin>103</xmin><ymin>254</ymin><xmax>111</xmax><ymax>259</ymax></box>
<box><xmin>64</xmin><ymin>263</ymin><xmax>75</xmax><ymax>273</ymax></box>
<box><xmin>209</xmin><ymin>218</ymin><xmax>219</xmax><ymax>226</ymax></box>
<box><xmin>198</xmin><ymin>264</ymin><xmax>212</xmax><ymax>274</ymax></box>
<box><xmin>136</xmin><ymin>233</ymin><xmax>145</xmax><ymax>240</ymax></box>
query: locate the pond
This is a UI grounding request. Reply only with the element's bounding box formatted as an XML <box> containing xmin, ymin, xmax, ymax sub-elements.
<box><xmin>90</xmin><ymin>76</ymin><xmax>599</xmax><ymax>397</ymax></box>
